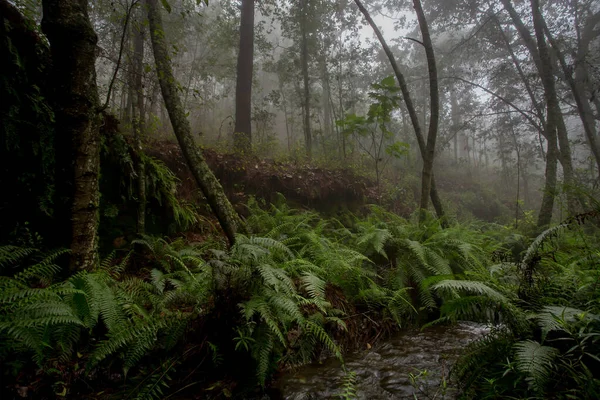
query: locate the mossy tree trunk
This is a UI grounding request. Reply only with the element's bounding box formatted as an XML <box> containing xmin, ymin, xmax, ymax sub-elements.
<box><xmin>41</xmin><ymin>0</ymin><xmax>101</xmax><ymax>271</ymax></box>
<box><xmin>146</xmin><ymin>0</ymin><xmax>243</xmax><ymax>244</ymax></box>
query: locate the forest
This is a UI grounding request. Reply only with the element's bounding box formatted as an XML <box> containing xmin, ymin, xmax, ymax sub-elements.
<box><xmin>0</xmin><ymin>0</ymin><xmax>599</xmax><ymax>398</ymax></box>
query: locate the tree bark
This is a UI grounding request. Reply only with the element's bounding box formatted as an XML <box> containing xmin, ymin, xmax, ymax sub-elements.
<box><xmin>354</xmin><ymin>0</ymin><xmax>445</xmax><ymax>220</ymax></box>
<box><xmin>300</xmin><ymin>0</ymin><xmax>312</xmax><ymax>159</ymax></box>
<box><xmin>233</xmin><ymin>0</ymin><xmax>254</xmax><ymax>152</ymax></box>
<box><xmin>146</xmin><ymin>0</ymin><xmax>243</xmax><ymax>244</ymax></box>
<box><xmin>42</xmin><ymin>0</ymin><xmax>101</xmax><ymax>271</ymax></box>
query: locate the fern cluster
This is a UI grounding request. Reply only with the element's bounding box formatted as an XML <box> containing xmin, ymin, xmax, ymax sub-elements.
<box><xmin>449</xmin><ymin>219</ymin><xmax>600</xmax><ymax>399</ymax></box>
<box><xmin>0</xmin><ymin>244</ymin><xmax>209</xmax><ymax>398</ymax></box>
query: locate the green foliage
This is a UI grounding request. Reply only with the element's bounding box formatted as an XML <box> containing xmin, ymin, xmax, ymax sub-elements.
<box><xmin>337</xmin><ymin>369</ymin><xmax>358</xmax><ymax>400</ymax></box>
<box><xmin>452</xmin><ymin>217</ymin><xmax>600</xmax><ymax>399</ymax></box>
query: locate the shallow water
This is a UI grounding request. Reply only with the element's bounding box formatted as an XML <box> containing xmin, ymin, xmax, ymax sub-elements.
<box><xmin>273</xmin><ymin>322</ymin><xmax>488</xmax><ymax>400</ymax></box>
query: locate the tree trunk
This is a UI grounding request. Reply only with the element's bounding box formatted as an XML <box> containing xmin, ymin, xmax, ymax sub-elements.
<box><xmin>538</xmin><ymin>134</ymin><xmax>559</xmax><ymax>227</ymax></box>
<box><xmin>543</xmin><ymin>14</ymin><xmax>600</xmax><ymax>179</ymax></box>
<box><xmin>413</xmin><ymin>0</ymin><xmax>440</xmax><ymax>223</ymax></box>
<box><xmin>354</xmin><ymin>0</ymin><xmax>445</xmax><ymax>221</ymax></box>
<box><xmin>146</xmin><ymin>0</ymin><xmax>242</xmax><ymax>244</ymax></box>
<box><xmin>531</xmin><ymin>0</ymin><xmax>580</xmax><ymax>216</ymax></box>
<box><xmin>42</xmin><ymin>0</ymin><xmax>101</xmax><ymax>271</ymax></box>
<box><xmin>233</xmin><ymin>0</ymin><xmax>254</xmax><ymax>152</ymax></box>
<box><xmin>321</xmin><ymin>54</ymin><xmax>333</xmax><ymax>141</ymax></box>
<box><xmin>131</xmin><ymin>7</ymin><xmax>146</xmax><ymax>235</ymax></box>
<box><xmin>502</xmin><ymin>0</ymin><xmax>580</xmax><ymax>220</ymax></box>
<box><xmin>300</xmin><ymin>0</ymin><xmax>312</xmax><ymax>159</ymax></box>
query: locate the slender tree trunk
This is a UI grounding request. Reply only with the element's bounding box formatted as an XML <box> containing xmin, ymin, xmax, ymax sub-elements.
<box><xmin>451</xmin><ymin>90</ymin><xmax>459</xmax><ymax>163</ymax></box>
<box><xmin>502</xmin><ymin>0</ymin><xmax>580</xmax><ymax>220</ymax></box>
<box><xmin>531</xmin><ymin>0</ymin><xmax>580</xmax><ymax>216</ymax></box>
<box><xmin>354</xmin><ymin>0</ymin><xmax>445</xmax><ymax>221</ymax></box>
<box><xmin>321</xmin><ymin>54</ymin><xmax>332</xmax><ymax>141</ymax></box>
<box><xmin>233</xmin><ymin>0</ymin><xmax>254</xmax><ymax>152</ymax></box>
<box><xmin>146</xmin><ymin>0</ymin><xmax>242</xmax><ymax>244</ymax></box>
<box><xmin>131</xmin><ymin>7</ymin><xmax>146</xmax><ymax>235</ymax></box>
<box><xmin>42</xmin><ymin>0</ymin><xmax>101</xmax><ymax>271</ymax></box>
<box><xmin>414</xmin><ymin>0</ymin><xmax>440</xmax><ymax>222</ymax></box>
<box><xmin>543</xmin><ymin>17</ymin><xmax>600</xmax><ymax>179</ymax></box>
<box><xmin>300</xmin><ymin>0</ymin><xmax>312</xmax><ymax>159</ymax></box>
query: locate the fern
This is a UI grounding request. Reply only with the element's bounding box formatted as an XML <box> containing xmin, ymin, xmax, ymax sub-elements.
<box><xmin>514</xmin><ymin>340</ymin><xmax>559</xmax><ymax>392</ymax></box>
<box><xmin>432</xmin><ymin>280</ymin><xmax>508</xmax><ymax>303</ymax></box>
<box><xmin>337</xmin><ymin>369</ymin><xmax>358</xmax><ymax>400</ymax></box>
<box><xmin>0</xmin><ymin>245</ymin><xmax>37</xmax><ymax>269</ymax></box>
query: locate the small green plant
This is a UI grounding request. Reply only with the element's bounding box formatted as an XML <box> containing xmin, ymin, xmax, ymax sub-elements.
<box><xmin>338</xmin><ymin>369</ymin><xmax>358</xmax><ymax>400</ymax></box>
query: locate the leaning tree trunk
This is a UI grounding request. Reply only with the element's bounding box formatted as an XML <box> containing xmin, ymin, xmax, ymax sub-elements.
<box><xmin>300</xmin><ymin>0</ymin><xmax>312</xmax><ymax>159</ymax></box>
<box><xmin>233</xmin><ymin>0</ymin><xmax>254</xmax><ymax>152</ymax></box>
<box><xmin>543</xmin><ymin>17</ymin><xmax>600</xmax><ymax>180</ymax></box>
<box><xmin>354</xmin><ymin>0</ymin><xmax>445</xmax><ymax>221</ymax></box>
<box><xmin>42</xmin><ymin>0</ymin><xmax>101</xmax><ymax>271</ymax></box>
<box><xmin>146</xmin><ymin>0</ymin><xmax>242</xmax><ymax>244</ymax></box>
<box><xmin>131</xmin><ymin>7</ymin><xmax>146</xmax><ymax>235</ymax></box>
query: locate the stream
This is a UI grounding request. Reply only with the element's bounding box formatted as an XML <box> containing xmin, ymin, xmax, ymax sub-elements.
<box><xmin>272</xmin><ymin>322</ymin><xmax>488</xmax><ymax>400</ymax></box>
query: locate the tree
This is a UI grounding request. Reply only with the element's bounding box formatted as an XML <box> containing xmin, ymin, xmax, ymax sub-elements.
<box><xmin>233</xmin><ymin>0</ymin><xmax>255</xmax><ymax>152</ymax></box>
<box><xmin>500</xmin><ymin>0</ymin><xmax>581</xmax><ymax>222</ymax></box>
<box><xmin>130</xmin><ymin>5</ymin><xmax>146</xmax><ymax>235</ymax></box>
<box><xmin>353</xmin><ymin>0</ymin><xmax>446</xmax><ymax>221</ymax></box>
<box><xmin>146</xmin><ymin>0</ymin><xmax>243</xmax><ymax>244</ymax></box>
<box><xmin>41</xmin><ymin>0</ymin><xmax>101</xmax><ymax>271</ymax></box>
<box><xmin>300</xmin><ymin>0</ymin><xmax>312</xmax><ymax>159</ymax></box>
<box><xmin>413</xmin><ymin>0</ymin><xmax>441</xmax><ymax>222</ymax></box>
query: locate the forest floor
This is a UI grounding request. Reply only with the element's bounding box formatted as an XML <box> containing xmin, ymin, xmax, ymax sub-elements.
<box><xmin>146</xmin><ymin>140</ymin><xmax>410</xmax><ymax>216</ymax></box>
<box><xmin>146</xmin><ymin>139</ymin><xmax>514</xmax><ymax>224</ymax></box>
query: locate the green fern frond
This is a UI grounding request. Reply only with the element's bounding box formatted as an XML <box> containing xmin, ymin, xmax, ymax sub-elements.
<box><xmin>522</xmin><ymin>224</ymin><xmax>567</xmax><ymax>267</ymax></box>
<box><xmin>514</xmin><ymin>340</ymin><xmax>559</xmax><ymax>392</ymax></box>
<box><xmin>432</xmin><ymin>280</ymin><xmax>508</xmax><ymax>303</ymax></box>
<box><xmin>255</xmin><ymin>333</ymin><xmax>274</xmax><ymax>386</ymax></box>
<box><xmin>257</xmin><ymin>264</ymin><xmax>296</xmax><ymax>295</ymax></box>
<box><xmin>13</xmin><ymin>248</ymin><xmax>69</xmax><ymax>283</ymax></box>
<box><xmin>304</xmin><ymin>319</ymin><xmax>342</xmax><ymax>361</ymax></box>
<box><xmin>0</xmin><ymin>245</ymin><xmax>37</xmax><ymax>268</ymax></box>
<box><xmin>301</xmin><ymin>272</ymin><xmax>326</xmax><ymax>299</ymax></box>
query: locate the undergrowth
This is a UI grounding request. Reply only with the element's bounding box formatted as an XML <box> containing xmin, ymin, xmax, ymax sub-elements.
<box><xmin>1</xmin><ymin>198</ymin><xmax>598</xmax><ymax>398</ymax></box>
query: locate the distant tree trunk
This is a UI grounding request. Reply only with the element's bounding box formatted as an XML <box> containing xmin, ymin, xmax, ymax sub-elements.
<box><xmin>131</xmin><ymin>7</ymin><xmax>146</xmax><ymax>235</ymax></box>
<box><xmin>354</xmin><ymin>0</ymin><xmax>445</xmax><ymax>221</ymax></box>
<box><xmin>451</xmin><ymin>90</ymin><xmax>459</xmax><ymax>163</ymax></box>
<box><xmin>42</xmin><ymin>0</ymin><xmax>101</xmax><ymax>271</ymax></box>
<box><xmin>146</xmin><ymin>0</ymin><xmax>242</xmax><ymax>244</ymax></box>
<box><xmin>300</xmin><ymin>0</ymin><xmax>312</xmax><ymax>159</ymax></box>
<box><xmin>233</xmin><ymin>0</ymin><xmax>254</xmax><ymax>152</ymax></box>
<box><xmin>321</xmin><ymin>54</ymin><xmax>333</xmax><ymax>141</ymax></box>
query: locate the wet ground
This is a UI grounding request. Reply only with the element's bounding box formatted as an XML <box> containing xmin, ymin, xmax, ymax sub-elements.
<box><xmin>272</xmin><ymin>322</ymin><xmax>488</xmax><ymax>400</ymax></box>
